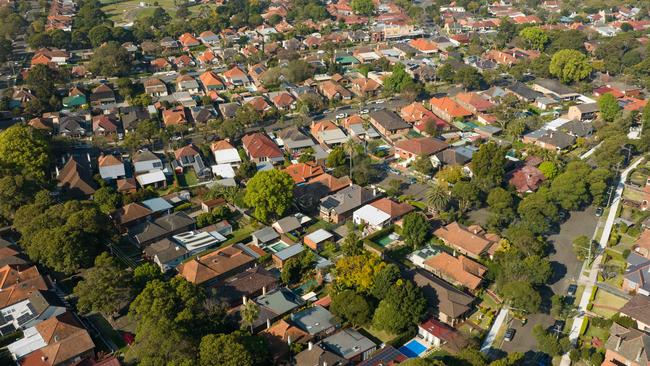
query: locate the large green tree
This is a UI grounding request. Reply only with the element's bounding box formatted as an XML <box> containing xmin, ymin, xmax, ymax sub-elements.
<box><xmin>243</xmin><ymin>169</ymin><xmax>294</xmax><ymax>222</ymax></box>
<box><xmin>598</xmin><ymin>93</ymin><xmax>620</xmax><ymax>122</ymax></box>
<box><xmin>549</xmin><ymin>49</ymin><xmax>592</xmax><ymax>84</ymax></box>
<box><xmin>519</xmin><ymin>26</ymin><xmax>549</xmax><ymax>50</ymax></box>
<box><xmin>330</xmin><ymin>289</ymin><xmax>373</xmax><ymax>327</ymax></box>
<box><xmin>0</xmin><ymin>174</ymin><xmax>37</xmax><ymax>225</ymax></box>
<box><xmin>487</xmin><ymin>187</ymin><xmax>516</xmax><ymax>229</ymax></box>
<box><xmin>501</xmin><ymin>281</ymin><xmax>541</xmax><ymax>313</ymax></box>
<box><xmin>471</xmin><ymin>142</ymin><xmax>506</xmax><ymax>191</ymax></box>
<box><xmin>372</xmin><ymin>280</ymin><xmax>426</xmax><ymax>334</ymax></box>
<box><xmin>0</xmin><ymin>125</ymin><xmax>50</xmax><ymax>181</ymax></box>
<box><xmin>351</xmin><ymin>0</ymin><xmax>374</xmax><ymax>15</ymax></box>
<box><xmin>199</xmin><ymin>333</ymin><xmax>253</xmax><ymax>366</ymax></box>
<box><xmin>89</xmin><ymin>41</ymin><xmax>132</xmax><ymax>76</ymax></box>
<box><xmin>73</xmin><ymin>252</ymin><xmax>133</xmax><ymax>316</ymax></box>
<box><xmin>402</xmin><ymin>212</ymin><xmax>429</xmax><ymax>248</ymax></box>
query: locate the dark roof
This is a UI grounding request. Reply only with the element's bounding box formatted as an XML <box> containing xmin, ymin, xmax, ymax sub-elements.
<box><xmin>217</xmin><ymin>266</ymin><xmax>278</xmax><ymax>305</ymax></box>
<box><xmin>620</xmin><ymin>294</ymin><xmax>650</xmax><ymax>326</ymax></box>
<box><xmin>507</xmin><ymin>82</ymin><xmax>542</xmax><ymax>101</ymax></box>
<box><xmin>409</xmin><ymin>269</ymin><xmax>475</xmax><ymax>319</ymax></box>
<box><xmin>368</xmin><ymin>110</ymin><xmax>410</xmax><ymax>131</ymax></box>
<box><xmin>56</xmin><ymin>157</ymin><xmax>97</xmax><ymax>197</ymax></box>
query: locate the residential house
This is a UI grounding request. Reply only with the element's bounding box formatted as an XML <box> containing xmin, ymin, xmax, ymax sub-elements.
<box><xmin>58</xmin><ymin>115</ymin><xmax>89</xmax><ymax>138</ymax></box>
<box><xmin>505</xmin><ymin>82</ymin><xmax>543</xmax><ymax>102</ymax></box>
<box><xmin>0</xmin><ymin>290</ymin><xmax>66</xmax><ymax>336</ymax></box>
<box><xmin>120</xmin><ymin>106</ymin><xmax>150</xmax><ymax>133</ymax></box>
<box><xmin>222</xmin><ymin>66</ymin><xmax>251</xmax><ymax>88</ymax></box>
<box><xmin>341</xmin><ymin>115</ymin><xmax>380</xmax><ymax>140</ymax></box>
<box><xmin>568</xmin><ymin>103</ymin><xmax>599</xmax><ymax>121</ymax></box>
<box><xmin>357</xmin><ymin>346</ymin><xmax>408</xmax><ymax>366</ymax></box>
<box><xmin>211</xmin><ymin>140</ymin><xmax>242</xmax><ymax>167</ymax></box>
<box><xmin>7</xmin><ymin>312</ymin><xmax>95</xmax><ymax>366</ymax></box>
<box><xmin>453</xmin><ymin>92</ymin><xmax>494</xmax><ymax>114</ymax></box>
<box><xmin>353</xmin><ymin>198</ymin><xmax>414</xmax><ymax>233</ymax></box>
<box><xmin>433</xmin><ymin>222</ymin><xmax>498</xmax><ymax>259</ymax></box>
<box><xmin>368</xmin><ymin>110</ymin><xmax>411</xmax><ymax>138</ymax></box>
<box><xmin>89</xmin><ymin>84</ymin><xmax>116</xmax><ymax>105</ymax></box>
<box><xmin>252</xmin><ymin>226</ymin><xmax>280</xmax><ymax>247</ymax></box>
<box><xmin>179</xmin><ymin>33</ymin><xmax>200</xmax><ymax>48</ymax></box>
<box><xmin>150</xmin><ymin>57</ymin><xmax>171</xmax><ymax>71</ymax></box>
<box><xmin>401</xmin><ymin>102</ymin><xmax>449</xmax><ymax>132</ymax></box>
<box><xmin>418</xmin><ymin>318</ymin><xmax>463</xmax><ymax>349</ymax></box>
<box><xmin>190</xmin><ymin>106</ymin><xmax>215</xmax><ymax>124</ymax></box>
<box><xmin>290</xmin><ymin>305</ymin><xmax>339</xmax><ymax>339</ymax></box>
<box><xmin>349</xmin><ymin>78</ymin><xmax>381</xmax><ymax>98</ymax></box>
<box><xmin>619</xmin><ymin>294</ymin><xmax>650</xmax><ymax>332</ymax></box>
<box><xmin>294</xmin><ymin>342</ymin><xmax>347</xmax><ymax>366</ymax></box>
<box><xmin>199</xmin><ymin>71</ymin><xmax>225</xmax><ymax>92</ymax></box>
<box><xmin>172</xmin><ymin>144</ymin><xmax>211</xmax><ymax>179</ymax></box>
<box><xmin>394</xmin><ymin>137</ymin><xmax>448</xmax><ymax>162</ymax></box>
<box><xmin>532</xmin><ymin>79</ymin><xmax>580</xmax><ymax>101</ymax></box>
<box><xmin>272</xmin><ymin>243</ymin><xmax>304</xmax><ymax>268</ymax></box>
<box><xmin>56</xmin><ymin>157</ymin><xmax>97</xmax><ymax>198</ymax></box>
<box><xmin>92</xmin><ymin>114</ymin><xmax>119</xmax><ymax>137</ymax></box>
<box><xmin>320</xmin><ymin>184</ymin><xmax>378</xmax><ymax>223</ymax></box>
<box><xmin>262</xmin><ymin>320</ymin><xmax>310</xmax><ymax>363</ymax></box>
<box><xmin>508</xmin><ymin>163</ymin><xmax>546</xmax><ymax>193</ymax></box>
<box><xmin>319</xmin><ymin>328</ymin><xmax>377</xmax><ymax>363</ymax></box>
<box><xmin>431</xmin><ymin>146</ymin><xmax>475</xmax><ymax>170</ymax></box>
<box><xmin>423</xmin><ymin>252</ymin><xmax>486</xmax><ymax>291</ymax></box>
<box><xmin>429</xmin><ymin>97</ymin><xmax>473</xmax><ymax>123</ymax></box>
<box><xmin>217</xmin><ymin>266</ymin><xmax>278</xmax><ymax>307</ymax></box>
<box><xmin>623</xmin><ymin>252</ymin><xmax>650</xmax><ymax>295</ymax></box>
<box><xmin>409</xmin><ymin>38</ymin><xmax>439</xmax><ymax>54</ymax></box>
<box><xmin>272</xmin><ymin>216</ymin><xmax>302</xmax><ymax>235</ymax></box>
<box><xmin>129</xmin><ymin>212</ymin><xmax>194</xmax><ymax>247</ymax></box>
<box><xmin>283</xmin><ymin>162</ymin><xmax>325</xmax><ymax>184</ymax></box>
<box><xmin>177</xmin><ymin>245</ymin><xmax>255</xmax><ymax>286</ymax></box>
<box><xmin>318</xmin><ymin>80</ymin><xmax>352</xmax><ymax>101</ymax></box>
<box><xmin>246</xmin><ymin>287</ymin><xmax>305</xmax><ymax>331</ymax></box>
<box><xmin>162</xmin><ymin>106</ymin><xmax>188</xmax><ymax>127</ymax></box>
<box><xmin>144</xmin><ymin>78</ymin><xmax>168</xmax><ymax>97</ymax></box>
<box><xmin>113</xmin><ymin>203</ymin><xmax>153</xmax><ymax>228</ymax></box>
<box><xmin>98</xmin><ymin>154</ymin><xmax>125</xmax><ymax>180</ymax></box>
<box><xmin>522</xmin><ymin>129</ymin><xmax>575</xmax><ymax>152</ymax></box>
<box><xmin>410</xmin><ymin>269</ymin><xmax>475</xmax><ymax>326</ymax></box>
<box><xmin>304</xmin><ymin>229</ymin><xmax>335</xmax><ymax>251</ymax></box>
<box><xmin>603</xmin><ymin>323</ymin><xmax>650</xmax><ymax>366</ymax></box>
<box><xmin>31</xmin><ymin>48</ymin><xmax>69</xmax><ymax>66</ymax></box>
<box><xmin>269</xmin><ymin>92</ymin><xmax>297</xmax><ymax>111</ymax></box>
<box><xmin>311</xmin><ymin>120</ymin><xmax>349</xmax><ymax>146</ymax></box>
<box><xmin>0</xmin><ymin>265</ymin><xmax>49</xmax><ymax>312</ymax></box>
<box><xmin>176</xmin><ymin>74</ymin><xmax>200</xmax><ymax>94</ymax></box>
<box><xmin>143</xmin><ymin>238</ymin><xmax>190</xmax><ymax>272</ymax></box>
<box><xmin>199</xmin><ymin>30</ymin><xmax>220</xmax><ymax>45</ymax></box>
<box><xmin>242</xmin><ymin>133</ymin><xmax>285</xmax><ymax>164</ymax></box>
<box><xmin>133</xmin><ymin>150</ymin><xmax>163</xmax><ymax>174</ymax></box>
<box><xmin>277</xmin><ymin>128</ymin><xmax>315</xmax><ymax>154</ymax></box>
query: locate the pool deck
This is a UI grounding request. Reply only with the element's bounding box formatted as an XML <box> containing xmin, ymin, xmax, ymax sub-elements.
<box><xmin>399</xmin><ymin>338</ymin><xmax>430</xmax><ymax>358</ymax></box>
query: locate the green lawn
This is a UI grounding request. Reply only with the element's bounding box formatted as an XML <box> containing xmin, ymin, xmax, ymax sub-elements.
<box><xmin>363</xmin><ymin>325</ymin><xmax>398</xmax><ymax>344</ymax></box>
<box><xmin>101</xmin><ymin>0</ymin><xmax>215</xmax><ymax>23</ymax></box>
<box><xmin>176</xmin><ymin>170</ymin><xmax>199</xmax><ymax>187</ymax></box>
<box><xmin>591</xmin><ymin>290</ymin><xmax>628</xmax><ymax>318</ymax></box>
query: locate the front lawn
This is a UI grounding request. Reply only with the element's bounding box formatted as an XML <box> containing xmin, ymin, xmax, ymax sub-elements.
<box><xmin>591</xmin><ymin>290</ymin><xmax>628</xmax><ymax>318</ymax></box>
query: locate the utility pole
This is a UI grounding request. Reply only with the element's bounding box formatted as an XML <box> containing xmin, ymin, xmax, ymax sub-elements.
<box><xmin>606</xmin><ymin>185</ymin><xmax>615</xmax><ymax>207</ymax></box>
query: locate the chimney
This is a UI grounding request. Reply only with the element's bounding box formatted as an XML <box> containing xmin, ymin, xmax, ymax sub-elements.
<box><xmin>615</xmin><ymin>336</ymin><xmax>623</xmax><ymax>351</ymax></box>
<box><xmin>262</xmin><ymin>286</ymin><xmax>267</xmax><ymax>295</ymax></box>
<box><xmin>266</xmin><ymin>318</ymin><xmax>271</xmax><ymax>329</ymax></box>
<box><xmin>242</xmin><ymin>295</ymin><xmax>247</xmax><ymax>305</ymax></box>
<box><xmin>287</xmin><ymin>335</ymin><xmax>292</xmax><ymax>345</ymax></box>
<box><xmin>637</xmin><ymin>347</ymin><xmax>644</xmax><ymax>361</ymax></box>
<box><xmin>308</xmin><ymin>341</ymin><xmax>313</xmax><ymax>351</ymax></box>
<box><xmin>175</xmin><ymin>246</ymin><xmax>180</xmax><ymax>251</ymax></box>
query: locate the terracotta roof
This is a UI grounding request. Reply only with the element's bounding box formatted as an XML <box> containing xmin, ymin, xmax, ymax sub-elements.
<box><xmin>369</xmin><ymin>198</ymin><xmax>414</xmax><ymax>219</ymax></box>
<box><xmin>508</xmin><ymin>164</ymin><xmax>545</xmax><ymax>193</ymax></box>
<box><xmin>98</xmin><ymin>155</ymin><xmax>122</xmax><ymax>168</ymax></box>
<box><xmin>199</xmin><ymin>71</ymin><xmax>224</xmax><ymax>87</ymax></box>
<box><xmin>116</xmin><ymin>178</ymin><xmax>137</xmax><ymax>192</ymax></box>
<box><xmin>177</xmin><ymin>245</ymin><xmax>255</xmax><ymax>285</ymax></box>
<box><xmin>311</xmin><ymin>120</ymin><xmax>339</xmax><ymax>135</ymax></box>
<box><xmin>0</xmin><ymin>265</ymin><xmax>49</xmax><ymax>308</ymax></box>
<box><xmin>401</xmin><ymin>102</ymin><xmax>436</xmax><ymax>123</ymax></box>
<box><xmin>162</xmin><ymin>107</ymin><xmax>187</xmax><ymax>126</ymax></box>
<box><xmin>409</xmin><ymin>38</ymin><xmax>438</xmax><ymax>52</ymax></box>
<box><xmin>178</xmin><ymin>32</ymin><xmax>200</xmax><ymax>46</ymax></box>
<box><xmin>272</xmin><ymin>92</ymin><xmax>295</xmax><ymax>108</ymax></box>
<box><xmin>242</xmin><ymin>133</ymin><xmax>283</xmax><ymax>159</ymax></box>
<box><xmin>394</xmin><ymin>137</ymin><xmax>448</xmax><ymax>156</ymax></box>
<box><xmin>283</xmin><ymin>162</ymin><xmax>325</xmax><ymax>184</ymax></box>
<box><xmin>211</xmin><ymin>140</ymin><xmax>236</xmax><ymax>152</ymax></box>
<box><xmin>23</xmin><ymin>312</ymin><xmax>95</xmax><ymax>366</ymax></box>
<box><xmin>56</xmin><ymin>158</ymin><xmax>97</xmax><ymax>196</ymax></box>
<box><xmin>223</xmin><ymin>66</ymin><xmax>247</xmax><ymax>79</ymax></box>
<box><xmin>174</xmin><ymin>144</ymin><xmax>200</xmax><ymax>160</ymax></box>
<box><xmin>454</xmin><ymin>92</ymin><xmax>494</xmax><ymax>112</ymax></box>
<box><xmin>434</xmin><ymin>222</ymin><xmax>496</xmax><ymax>258</ymax></box>
<box><xmin>113</xmin><ymin>203</ymin><xmax>152</xmax><ymax>226</ymax></box>
<box><xmin>307</xmin><ymin>173</ymin><xmax>351</xmax><ymax>193</ymax></box>
<box><xmin>429</xmin><ymin>97</ymin><xmax>473</xmax><ymax>118</ymax></box>
<box><xmin>424</xmin><ymin>252</ymin><xmax>486</xmax><ymax>290</ymax></box>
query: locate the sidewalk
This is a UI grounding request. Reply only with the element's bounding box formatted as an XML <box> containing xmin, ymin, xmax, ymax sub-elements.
<box><xmin>480</xmin><ymin>308</ymin><xmax>509</xmax><ymax>354</ymax></box>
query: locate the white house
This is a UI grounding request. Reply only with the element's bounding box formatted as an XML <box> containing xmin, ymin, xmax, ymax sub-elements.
<box><xmin>98</xmin><ymin>155</ymin><xmax>126</xmax><ymax>180</ymax></box>
<box><xmin>418</xmin><ymin>318</ymin><xmax>456</xmax><ymax>347</ymax></box>
<box><xmin>133</xmin><ymin>150</ymin><xmax>163</xmax><ymax>173</ymax></box>
<box><xmin>0</xmin><ymin>291</ymin><xmax>66</xmax><ymax>335</ymax></box>
<box><xmin>353</xmin><ymin>205</ymin><xmax>391</xmax><ymax>232</ymax></box>
<box><xmin>211</xmin><ymin>140</ymin><xmax>242</xmax><ymax>166</ymax></box>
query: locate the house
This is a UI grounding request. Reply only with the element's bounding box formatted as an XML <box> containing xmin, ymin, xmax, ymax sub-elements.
<box><xmin>242</xmin><ymin>133</ymin><xmax>284</xmax><ymax>164</ymax></box>
<box><xmin>217</xmin><ymin>266</ymin><xmax>278</xmax><ymax>307</ymax></box>
<box><xmin>129</xmin><ymin>212</ymin><xmax>194</xmax><ymax>247</ymax></box>
<box><xmin>133</xmin><ymin>150</ymin><xmax>163</xmax><ymax>174</ymax></box>
<box><xmin>320</xmin><ymin>328</ymin><xmax>377</xmax><ymax>363</ymax></box>
<box><xmin>508</xmin><ymin>163</ymin><xmax>545</xmax><ymax>193</ymax></box>
<box><xmin>7</xmin><ymin>312</ymin><xmax>95</xmax><ymax>366</ymax></box>
<box><xmin>283</xmin><ymin>162</ymin><xmax>324</xmax><ymax>184</ymax></box>
<box><xmin>311</xmin><ymin>120</ymin><xmax>349</xmax><ymax>146</ymax></box>
<box><xmin>603</xmin><ymin>323</ymin><xmax>650</xmax><ymax>366</ymax></box>
<box><xmin>92</xmin><ymin>114</ymin><xmax>119</xmax><ymax>136</ymax></box>
<box><xmin>394</xmin><ymin>137</ymin><xmax>448</xmax><ymax>161</ymax></box>
<box><xmin>423</xmin><ymin>252</ymin><xmax>486</xmax><ymax>291</ymax></box>
<box><xmin>222</xmin><ymin>66</ymin><xmax>250</xmax><ymax>87</ymax></box>
<box><xmin>179</xmin><ymin>33</ymin><xmax>200</xmax><ymax>47</ymax></box>
<box><xmin>452</xmin><ymin>92</ymin><xmax>494</xmax><ymax>114</ymax></box>
<box><xmin>199</xmin><ymin>71</ymin><xmax>225</xmax><ymax>92</ymax></box>
<box><xmin>318</xmin><ymin>80</ymin><xmax>352</xmax><ymax>101</ymax></box>
<box><xmin>320</xmin><ymin>184</ymin><xmax>378</xmax><ymax>223</ymax></box>
<box><xmin>342</xmin><ymin>115</ymin><xmax>380</xmax><ymax>139</ymax></box>
<box><xmin>304</xmin><ymin>229</ymin><xmax>334</xmax><ymax>251</ymax></box>
<box><xmin>143</xmin><ymin>238</ymin><xmax>190</xmax><ymax>272</ymax></box>
<box><xmin>428</xmin><ymin>97</ymin><xmax>473</xmax><ymax>123</ymax></box>
<box><xmin>144</xmin><ymin>78</ymin><xmax>168</xmax><ymax>97</ymax></box>
<box><xmin>272</xmin><ymin>243</ymin><xmax>304</xmax><ymax>268</ymax></box>
<box><xmin>190</xmin><ymin>106</ymin><xmax>216</xmax><ymax>124</ymax></box>
<box><xmin>252</xmin><ymin>226</ymin><xmax>281</xmax><ymax>247</ymax></box>
<box><xmin>349</xmin><ymin>78</ymin><xmax>381</xmax><ymax>98</ymax></box>
<box><xmin>172</xmin><ymin>144</ymin><xmax>211</xmax><ymax>178</ymax></box>
<box><xmin>568</xmin><ymin>103</ymin><xmax>599</xmax><ymax>121</ymax></box>
<box><xmin>433</xmin><ymin>222</ymin><xmax>498</xmax><ymax>259</ymax></box>
<box><xmin>262</xmin><ymin>320</ymin><xmax>310</xmax><ymax>363</ymax></box>
<box><xmin>532</xmin><ymin>79</ymin><xmax>580</xmax><ymax>101</ymax></box>
<box><xmin>89</xmin><ymin>84</ymin><xmax>116</xmax><ymax>105</ymax></box>
<box><xmin>270</xmin><ymin>92</ymin><xmax>297</xmax><ymax>111</ymax></box>
<box><xmin>431</xmin><ymin>146</ymin><xmax>475</xmax><ymax>169</ymax></box>
<box><xmin>150</xmin><ymin>57</ymin><xmax>171</xmax><ymax>71</ymax></box>
<box><xmin>199</xmin><ymin>30</ymin><xmax>220</xmax><ymax>45</ymax></box>
<box><xmin>113</xmin><ymin>203</ymin><xmax>153</xmax><ymax>228</ymax></box>
<box><xmin>357</xmin><ymin>346</ymin><xmax>408</xmax><ymax>366</ymax></box>
<box><xmin>623</xmin><ymin>252</ymin><xmax>650</xmax><ymax>295</ymax></box>
<box><xmin>353</xmin><ymin>198</ymin><xmax>414</xmax><ymax>233</ymax></box>
<box><xmin>246</xmin><ymin>287</ymin><xmax>305</xmax><ymax>331</ymax></box>
<box><xmin>211</xmin><ymin>140</ymin><xmax>241</xmax><ymax>166</ymax></box>
<box><xmin>294</xmin><ymin>342</ymin><xmax>347</xmax><ymax>366</ymax></box>
<box><xmin>0</xmin><ymin>265</ymin><xmax>49</xmax><ymax>311</ymax></box>
<box><xmin>290</xmin><ymin>305</ymin><xmax>339</xmax><ymax>338</ymax></box>
<box><xmin>505</xmin><ymin>82</ymin><xmax>543</xmax><ymax>102</ymax></box>
<box><xmin>368</xmin><ymin>110</ymin><xmax>411</xmax><ymax>138</ymax></box>
<box><xmin>31</xmin><ymin>48</ymin><xmax>69</xmax><ymax>66</ymax></box>
<box><xmin>523</xmin><ymin>129</ymin><xmax>575</xmax><ymax>152</ymax></box>
<box><xmin>177</xmin><ymin>245</ymin><xmax>255</xmax><ymax>286</ymax></box>
<box><xmin>98</xmin><ymin>154</ymin><xmax>126</xmax><ymax>180</ymax></box>
<box><xmin>272</xmin><ymin>216</ymin><xmax>302</xmax><ymax>235</ymax></box>
<box><xmin>410</xmin><ymin>269</ymin><xmax>475</xmax><ymax>326</ymax></box>
<box><xmin>409</xmin><ymin>38</ymin><xmax>438</xmax><ymax>54</ymax></box>
<box><xmin>0</xmin><ymin>290</ymin><xmax>66</xmax><ymax>336</ymax></box>
<box><xmin>176</xmin><ymin>74</ymin><xmax>200</xmax><ymax>94</ymax></box>
<box><xmin>619</xmin><ymin>294</ymin><xmax>650</xmax><ymax>332</ymax></box>
<box><xmin>299</xmin><ymin>173</ymin><xmax>353</xmax><ymax>205</ymax></box>
<box><xmin>162</xmin><ymin>106</ymin><xmax>188</xmax><ymax>127</ymax></box>
<box><xmin>418</xmin><ymin>318</ymin><xmax>461</xmax><ymax>348</ymax></box>
<box><xmin>277</xmin><ymin>128</ymin><xmax>315</xmax><ymax>153</ymax></box>
<box><xmin>56</xmin><ymin>157</ymin><xmax>97</xmax><ymax>198</ymax></box>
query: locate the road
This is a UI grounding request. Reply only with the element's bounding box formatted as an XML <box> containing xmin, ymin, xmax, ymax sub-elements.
<box><xmin>560</xmin><ymin>157</ymin><xmax>644</xmax><ymax>366</ymax></box>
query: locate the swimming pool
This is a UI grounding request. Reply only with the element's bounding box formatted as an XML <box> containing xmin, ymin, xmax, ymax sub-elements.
<box><xmin>399</xmin><ymin>339</ymin><xmax>428</xmax><ymax>358</ymax></box>
<box><xmin>267</xmin><ymin>241</ymin><xmax>290</xmax><ymax>253</ymax></box>
<box><xmin>375</xmin><ymin>232</ymin><xmax>400</xmax><ymax>247</ymax></box>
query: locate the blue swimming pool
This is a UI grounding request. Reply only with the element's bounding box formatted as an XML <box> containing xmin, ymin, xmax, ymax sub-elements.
<box><xmin>399</xmin><ymin>339</ymin><xmax>428</xmax><ymax>358</ymax></box>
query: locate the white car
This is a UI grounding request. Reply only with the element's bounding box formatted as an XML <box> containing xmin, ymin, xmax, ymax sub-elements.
<box><xmin>335</xmin><ymin>113</ymin><xmax>348</xmax><ymax>119</ymax></box>
<box><xmin>359</xmin><ymin>109</ymin><xmax>369</xmax><ymax>114</ymax></box>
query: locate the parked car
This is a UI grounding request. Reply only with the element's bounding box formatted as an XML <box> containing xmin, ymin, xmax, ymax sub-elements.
<box><xmin>504</xmin><ymin>328</ymin><xmax>516</xmax><ymax>342</ymax></box>
<box><xmin>335</xmin><ymin>113</ymin><xmax>348</xmax><ymax>119</ymax></box>
<box><xmin>359</xmin><ymin>109</ymin><xmax>369</xmax><ymax>114</ymax></box>
<box><xmin>567</xmin><ymin>284</ymin><xmax>577</xmax><ymax>297</ymax></box>
<box><xmin>552</xmin><ymin>320</ymin><xmax>565</xmax><ymax>336</ymax></box>
<box><xmin>595</xmin><ymin>207</ymin><xmax>604</xmax><ymax>217</ymax></box>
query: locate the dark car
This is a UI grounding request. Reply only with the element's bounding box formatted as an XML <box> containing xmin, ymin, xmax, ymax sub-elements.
<box><xmin>504</xmin><ymin>328</ymin><xmax>516</xmax><ymax>342</ymax></box>
<box><xmin>567</xmin><ymin>284</ymin><xmax>577</xmax><ymax>297</ymax></box>
<box><xmin>595</xmin><ymin>207</ymin><xmax>604</xmax><ymax>217</ymax></box>
<box><xmin>552</xmin><ymin>320</ymin><xmax>565</xmax><ymax>335</ymax></box>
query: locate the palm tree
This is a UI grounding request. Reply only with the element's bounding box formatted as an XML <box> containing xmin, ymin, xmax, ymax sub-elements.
<box><xmin>425</xmin><ymin>183</ymin><xmax>450</xmax><ymax>215</ymax></box>
<box><xmin>240</xmin><ymin>299</ymin><xmax>260</xmax><ymax>333</ymax></box>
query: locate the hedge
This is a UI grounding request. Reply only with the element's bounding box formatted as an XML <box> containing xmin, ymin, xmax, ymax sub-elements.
<box><xmin>579</xmin><ymin>317</ymin><xmax>589</xmax><ymax>335</ymax></box>
<box><xmin>589</xmin><ymin>286</ymin><xmax>598</xmax><ymax>302</ymax></box>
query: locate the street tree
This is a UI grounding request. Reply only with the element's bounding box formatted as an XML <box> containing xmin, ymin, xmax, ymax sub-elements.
<box><xmin>501</xmin><ymin>281</ymin><xmax>541</xmax><ymax>313</ymax></box>
<box><xmin>573</xmin><ymin>235</ymin><xmax>597</xmax><ymax>260</ymax></box>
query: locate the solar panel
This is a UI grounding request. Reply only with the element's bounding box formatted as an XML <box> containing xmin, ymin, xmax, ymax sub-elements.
<box><xmin>16</xmin><ymin>312</ymin><xmax>35</xmax><ymax>326</ymax></box>
<box><xmin>0</xmin><ymin>323</ymin><xmax>16</xmax><ymax>336</ymax></box>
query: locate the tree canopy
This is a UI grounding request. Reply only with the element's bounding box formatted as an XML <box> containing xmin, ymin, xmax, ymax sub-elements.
<box><xmin>549</xmin><ymin>49</ymin><xmax>592</xmax><ymax>84</ymax></box>
<box><xmin>73</xmin><ymin>252</ymin><xmax>133</xmax><ymax>316</ymax></box>
<box><xmin>243</xmin><ymin>169</ymin><xmax>294</xmax><ymax>222</ymax></box>
<box><xmin>0</xmin><ymin>125</ymin><xmax>51</xmax><ymax>181</ymax></box>
<box><xmin>89</xmin><ymin>41</ymin><xmax>132</xmax><ymax>76</ymax></box>
<box><xmin>401</xmin><ymin>212</ymin><xmax>429</xmax><ymax>248</ymax></box>
<box><xmin>471</xmin><ymin>142</ymin><xmax>506</xmax><ymax>191</ymax></box>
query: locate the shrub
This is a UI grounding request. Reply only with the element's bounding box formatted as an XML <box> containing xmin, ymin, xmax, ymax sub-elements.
<box><xmin>589</xmin><ymin>287</ymin><xmax>598</xmax><ymax>301</ymax></box>
<box><xmin>622</xmin><ymin>248</ymin><xmax>631</xmax><ymax>259</ymax></box>
<box><xmin>174</xmin><ymin>202</ymin><xmax>192</xmax><ymax>212</ymax></box>
<box><xmin>586</xmin><ymin>303</ymin><xmax>593</xmax><ymax>311</ymax></box>
<box><xmin>580</xmin><ymin>318</ymin><xmax>589</xmax><ymax>335</ymax></box>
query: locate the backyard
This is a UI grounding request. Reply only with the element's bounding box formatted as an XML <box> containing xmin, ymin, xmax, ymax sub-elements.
<box><xmin>176</xmin><ymin>170</ymin><xmax>199</xmax><ymax>187</ymax></box>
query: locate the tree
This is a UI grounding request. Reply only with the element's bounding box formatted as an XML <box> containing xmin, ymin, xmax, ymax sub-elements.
<box><xmin>486</xmin><ymin>187</ymin><xmax>516</xmax><ymax>229</ymax></box>
<box><xmin>519</xmin><ymin>26</ymin><xmax>549</xmax><ymax>50</ymax></box>
<box><xmin>342</xmin><ymin>229</ymin><xmax>364</xmax><ymax>256</ymax></box>
<box><xmin>240</xmin><ymin>300</ymin><xmax>260</xmax><ymax>332</ymax></box>
<box><xmin>435</xmin><ymin>165</ymin><xmax>464</xmax><ymax>186</ymax></box>
<box><xmin>402</xmin><ymin>212</ymin><xmax>429</xmax><ymax>249</ymax></box>
<box><xmin>370</xmin><ymin>263</ymin><xmax>400</xmax><ymax>300</ymax></box>
<box><xmin>89</xmin><ymin>41</ymin><xmax>132</xmax><ymax>76</ymax></box>
<box><xmin>425</xmin><ymin>183</ymin><xmax>450</xmax><ymax>213</ymax></box>
<box><xmin>471</xmin><ymin>142</ymin><xmax>506</xmax><ymax>191</ymax></box>
<box><xmin>0</xmin><ymin>174</ymin><xmax>37</xmax><ymax>226</ymax></box>
<box><xmin>551</xmin><ymin>295</ymin><xmax>575</xmax><ymax>319</ymax></box>
<box><xmin>384</xmin><ymin>63</ymin><xmax>418</xmax><ymax>94</ymax></box>
<box><xmin>351</xmin><ymin>0</ymin><xmax>374</xmax><ymax>15</ymax></box>
<box><xmin>451</xmin><ymin>181</ymin><xmax>480</xmax><ymax>213</ymax></box>
<box><xmin>412</xmin><ymin>155</ymin><xmax>434</xmax><ymax>175</ymax></box>
<box><xmin>330</xmin><ymin>289</ymin><xmax>373</xmax><ymax>326</ymax></box>
<box><xmin>0</xmin><ymin>125</ymin><xmax>50</xmax><ymax>182</ymax></box>
<box><xmin>501</xmin><ymin>281</ymin><xmax>541</xmax><ymax>313</ymax></box>
<box><xmin>538</xmin><ymin>161</ymin><xmax>558</xmax><ymax>179</ymax></box>
<box><xmin>550</xmin><ymin>166</ymin><xmax>590</xmax><ymax>210</ymax></box>
<box><xmin>372</xmin><ymin>280</ymin><xmax>426</xmax><ymax>334</ymax></box>
<box><xmin>0</xmin><ymin>38</ymin><xmax>12</xmax><ymax>63</ymax></box>
<box><xmin>280</xmin><ymin>257</ymin><xmax>302</xmax><ymax>284</ymax></box>
<box><xmin>598</xmin><ymin>93</ymin><xmax>620</xmax><ymax>122</ymax></box>
<box><xmin>326</xmin><ymin>146</ymin><xmax>347</xmax><ymax>168</ymax></box>
<box><xmin>517</xmin><ymin>187</ymin><xmax>558</xmax><ymax>234</ymax></box>
<box><xmin>533</xmin><ymin>324</ymin><xmax>571</xmax><ymax>356</ymax></box>
<box><xmin>73</xmin><ymin>252</ymin><xmax>133</xmax><ymax>316</ymax></box>
<box><xmin>334</xmin><ymin>254</ymin><xmax>386</xmax><ymax>293</ymax></box>
<box><xmin>93</xmin><ymin>186</ymin><xmax>122</xmax><ymax>214</ymax></box>
<box><xmin>573</xmin><ymin>235</ymin><xmax>597</xmax><ymax>261</ymax></box>
<box><xmin>454</xmin><ymin>66</ymin><xmax>484</xmax><ymax>90</ymax></box>
<box><xmin>88</xmin><ymin>24</ymin><xmax>113</xmax><ymax>47</ymax></box>
<box><xmin>133</xmin><ymin>262</ymin><xmax>163</xmax><ymax>290</ymax></box>
<box><xmin>199</xmin><ymin>333</ymin><xmax>253</xmax><ymax>366</ymax></box>
<box><xmin>14</xmin><ymin>199</ymin><xmax>115</xmax><ymax>274</ymax></box>
<box><xmin>549</xmin><ymin>49</ymin><xmax>592</xmax><ymax>84</ymax></box>
<box><xmin>243</xmin><ymin>170</ymin><xmax>294</xmax><ymax>222</ymax></box>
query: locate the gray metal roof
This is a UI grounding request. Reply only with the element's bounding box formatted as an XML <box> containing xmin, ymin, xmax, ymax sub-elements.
<box><xmin>291</xmin><ymin>305</ymin><xmax>338</xmax><ymax>335</ymax></box>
